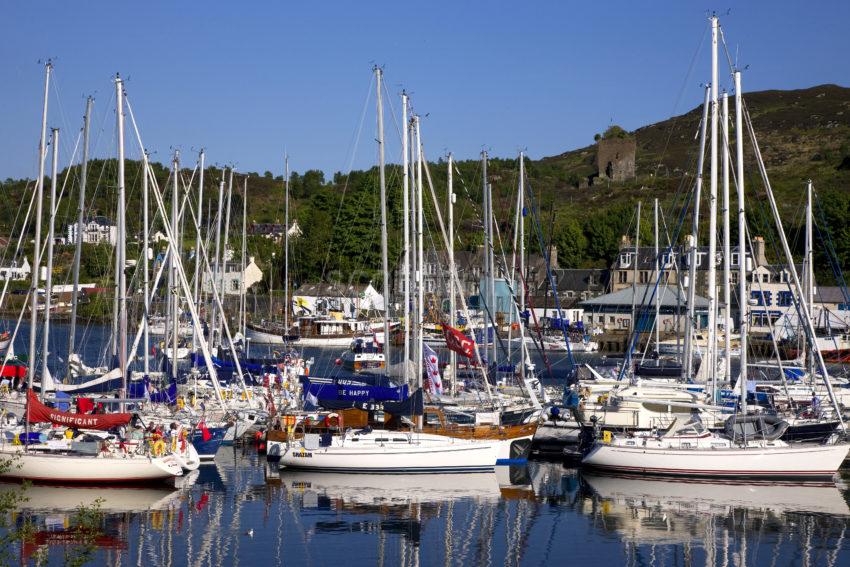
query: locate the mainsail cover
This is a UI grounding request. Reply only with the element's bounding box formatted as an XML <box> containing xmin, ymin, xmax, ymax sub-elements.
<box><xmin>26</xmin><ymin>389</ymin><xmax>132</xmax><ymax>430</ymax></box>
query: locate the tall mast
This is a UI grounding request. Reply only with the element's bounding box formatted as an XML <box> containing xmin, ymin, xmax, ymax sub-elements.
<box><xmin>401</xmin><ymin>93</ymin><xmax>410</xmax><ymax>370</ymax></box>
<box><xmin>28</xmin><ymin>61</ymin><xmax>51</xmax><ymax>390</ymax></box>
<box><xmin>805</xmin><ymin>179</ymin><xmax>814</xmax><ymax>375</ymax></box>
<box><xmin>212</xmin><ymin>170</ymin><xmax>225</xmax><ymax>339</ymax></box>
<box><xmin>142</xmin><ymin>150</ymin><xmax>151</xmax><ymax>378</ymax></box>
<box><xmin>735</xmin><ymin>70</ymin><xmax>748</xmax><ymax>406</ymax></box>
<box><xmin>722</xmin><ymin>90</ymin><xmax>732</xmax><ymax>384</ymax></box>
<box><xmin>218</xmin><ymin>169</ymin><xmax>235</xmax><ymax>346</ymax></box>
<box><xmin>375</xmin><ymin>67</ymin><xmax>390</xmax><ymax>368</ymax></box>
<box><xmin>683</xmin><ymin>85</ymin><xmax>711</xmax><ymax>381</ymax></box>
<box><xmin>631</xmin><ymin>201</ymin><xmax>641</xmax><ymax>336</ymax></box>
<box><xmin>284</xmin><ymin>155</ymin><xmax>290</xmax><ymax>333</ymax></box>
<box><xmin>706</xmin><ymin>14</ymin><xmax>719</xmax><ymax>400</ymax></box>
<box><xmin>41</xmin><ymin>128</ymin><xmax>59</xmax><ymax>386</ymax></box>
<box><xmin>481</xmin><ymin>151</ymin><xmax>491</xmax><ymax>370</ymax></box>
<box><xmin>192</xmin><ymin>150</ymin><xmax>205</xmax><ymax>355</ymax></box>
<box><xmin>68</xmin><ymin>96</ymin><xmax>92</xmax><ymax>374</ymax></box>
<box><xmin>415</xmin><ymin>116</ymin><xmax>424</xmax><ymax>399</ymax></box>
<box><xmin>116</xmin><ymin>75</ymin><xmax>128</xmax><ymax>398</ymax></box>
<box><xmin>447</xmin><ymin>153</ymin><xmax>456</xmax><ymax>395</ymax></box>
<box><xmin>170</xmin><ymin>151</ymin><xmax>180</xmax><ymax>380</ymax></box>
<box><xmin>654</xmin><ymin>198</ymin><xmax>660</xmax><ymax>350</ymax></box>
<box><xmin>518</xmin><ymin>152</ymin><xmax>526</xmax><ymax>382</ymax></box>
<box><xmin>241</xmin><ymin>177</ymin><xmax>248</xmax><ymax>339</ymax></box>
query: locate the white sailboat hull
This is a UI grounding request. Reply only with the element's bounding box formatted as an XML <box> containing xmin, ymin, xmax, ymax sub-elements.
<box><xmin>0</xmin><ymin>449</ymin><xmax>183</xmax><ymax>483</ymax></box>
<box><xmin>582</xmin><ymin>442</ymin><xmax>849</xmax><ymax>479</ymax></box>
<box><xmin>279</xmin><ymin>430</ymin><xmax>500</xmax><ymax>473</ymax></box>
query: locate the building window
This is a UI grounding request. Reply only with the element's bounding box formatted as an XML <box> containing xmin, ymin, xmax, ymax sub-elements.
<box><xmin>608</xmin><ymin>316</ymin><xmax>615</xmax><ymax>324</ymax></box>
<box><xmin>622</xmin><ymin>319</ymin><xmax>629</xmax><ymax>329</ymax></box>
<box><xmin>620</xmin><ymin>253</ymin><xmax>633</xmax><ymax>267</ymax></box>
<box><xmin>751</xmin><ymin>290</ymin><xmax>772</xmax><ymax>306</ymax></box>
<box><xmin>639</xmin><ymin>271</ymin><xmax>648</xmax><ymax>284</ymax></box>
<box><xmin>618</xmin><ymin>271</ymin><xmax>627</xmax><ymax>284</ymax></box>
<box><xmin>231</xmin><ymin>279</ymin><xmax>240</xmax><ymax>292</ymax></box>
<box><xmin>566</xmin><ymin>290</ymin><xmax>575</xmax><ymax>298</ymax></box>
<box><xmin>839</xmin><ymin>303</ymin><xmax>850</xmax><ymax>311</ymax></box>
<box><xmin>777</xmin><ymin>291</ymin><xmax>793</xmax><ymax>307</ymax></box>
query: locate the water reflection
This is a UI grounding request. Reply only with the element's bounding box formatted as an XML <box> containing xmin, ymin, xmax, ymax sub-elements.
<box><xmin>5</xmin><ymin>451</ymin><xmax>850</xmax><ymax>566</ymax></box>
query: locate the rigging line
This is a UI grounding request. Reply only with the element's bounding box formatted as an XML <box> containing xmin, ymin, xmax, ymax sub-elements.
<box><xmin>651</xmin><ymin>19</ymin><xmax>709</xmax><ymax>179</ymax></box>
<box><xmin>319</xmin><ymin>74</ymin><xmax>375</xmax><ymax>283</ymax></box>
<box><xmin>524</xmin><ymin>176</ymin><xmax>577</xmax><ymax>376</ymax></box>
<box><xmin>618</xmin><ymin>170</ymin><xmax>694</xmax><ymax>381</ymax></box>
<box><xmin>813</xmin><ymin>191</ymin><xmax>850</xmax><ymax>306</ymax></box>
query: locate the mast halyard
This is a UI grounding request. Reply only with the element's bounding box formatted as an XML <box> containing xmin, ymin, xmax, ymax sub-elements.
<box><xmin>68</xmin><ymin>96</ymin><xmax>92</xmax><ymax>376</ymax></box>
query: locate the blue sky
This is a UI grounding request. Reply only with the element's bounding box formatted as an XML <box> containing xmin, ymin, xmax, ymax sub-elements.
<box><xmin>2</xmin><ymin>1</ymin><xmax>849</xmax><ymax>180</ymax></box>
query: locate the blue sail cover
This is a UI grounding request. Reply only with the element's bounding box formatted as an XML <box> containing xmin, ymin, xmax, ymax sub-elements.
<box><xmin>303</xmin><ymin>379</ymin><xmax>408</xmax><ymax>404</ymax></box>
<box><xmin>128</xmin><ymin>378</ymin><xmax>178</xmax><ymax>404</ymax></box>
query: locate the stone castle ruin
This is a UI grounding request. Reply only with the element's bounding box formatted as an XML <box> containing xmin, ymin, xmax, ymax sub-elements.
<box><xmin>595</xmin><ymin>137</ymin><xmax>636</xmax><ymax>182</ymax></box>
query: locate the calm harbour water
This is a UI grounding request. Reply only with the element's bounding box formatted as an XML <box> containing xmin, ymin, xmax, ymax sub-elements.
<box><xmin>3</xmin><ymin>320</ymin><xmax>850</xmax><ymax>565</ymax></box>
<box><xmin>6</xmin><ymin>453</ymin><xmax>850</xmax><ymax>566</ymax></box>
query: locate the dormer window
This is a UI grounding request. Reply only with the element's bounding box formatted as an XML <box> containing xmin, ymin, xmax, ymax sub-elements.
<box><xmin>620</xmin><ymin>253</ymin><xmax>633</xmax><ymax>267</ymax></box>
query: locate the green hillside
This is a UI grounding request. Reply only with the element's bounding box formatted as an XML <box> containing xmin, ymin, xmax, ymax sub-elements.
<box><xmin>2</xmin><ymin>84</ymin><xmax>850</xmax><ymax>291</ymax></box>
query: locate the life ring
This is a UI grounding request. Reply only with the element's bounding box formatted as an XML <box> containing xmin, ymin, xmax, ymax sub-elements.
<box><xmin>327</xmin><ymin>414</ymin><xmax>342</xmax><ymax>429</ymax></box>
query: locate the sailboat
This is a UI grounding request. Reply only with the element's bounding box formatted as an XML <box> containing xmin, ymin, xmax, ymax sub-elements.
<box><xmin>582</xmin><ymin>16</ymin><xmax>849</xmax><ymax>478</ymax></box>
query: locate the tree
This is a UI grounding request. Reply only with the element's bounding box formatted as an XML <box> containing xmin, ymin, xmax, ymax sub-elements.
<box><xmin>553</xmin><ymin>216</ymin><xmax>587</xmax><ymax>268</ymax></box>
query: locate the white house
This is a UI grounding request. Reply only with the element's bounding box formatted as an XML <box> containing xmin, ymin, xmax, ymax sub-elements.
<box><xmin>202</xmin><ymin>257</ymin><xmax>264</xmax><ymax>295</ymax></box>
<box><xmin>293</xmin><ymin>282</ymin><xmax>384</xmax><ymax>317</ymax></box>
<box><xmin>67</xmin><ymin>216</ymin><xmax>117</xmax><ymax>246</ymax></box>
<box><xmin>0</xmin><ymin>257</ymin><xmax>31</xmax><ymax>281</ymax></box>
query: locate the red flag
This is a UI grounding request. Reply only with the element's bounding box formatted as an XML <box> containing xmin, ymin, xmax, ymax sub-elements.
<box><xmin>197</xmin><ymin>419</ymin><xmax>212</xmax><ymax>442</ymax></box>
<box><xmin>442</xmin><ymin>324</ymin><xmax>475</xmax><ymax>358</ymax></box>
<box><xmin>76</xmin><ymin>397</ymin><xmax>94</xmax><ymax>414</ymax></box>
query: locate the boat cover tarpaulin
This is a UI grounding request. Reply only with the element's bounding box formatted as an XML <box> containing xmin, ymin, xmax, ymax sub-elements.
<box><xmin>26</xmin><ymin>389</ymin><xmax>132</xmax><ymax>430</ymax></box>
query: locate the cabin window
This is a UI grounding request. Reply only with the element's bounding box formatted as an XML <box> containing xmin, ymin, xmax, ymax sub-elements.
<box><xmin>374</xmin><ymin>437</ymin><xmax>389</xmax><ymax>442</ymax></box>
<box><xmin>392</xmin><ymin>438</ymin><xmax>408</xmax><ymax>442</ymax></box>
<box><xmin>731</xmin><ymin>253</ymin><xmax>739</xmax><ymax>267</ymax></box>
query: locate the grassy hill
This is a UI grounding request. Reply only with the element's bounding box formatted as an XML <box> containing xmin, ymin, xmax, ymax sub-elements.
<box><xmin>2</xmin><ymin>84</ymin><xmax>850</xmax><ymax>290</ymax></box>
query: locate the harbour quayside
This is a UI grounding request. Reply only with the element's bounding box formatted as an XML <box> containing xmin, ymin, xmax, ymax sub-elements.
<box><xmin>1</xmin><ymin>5</ymin><xmax>850</xmax><ymax>566</ymax></box>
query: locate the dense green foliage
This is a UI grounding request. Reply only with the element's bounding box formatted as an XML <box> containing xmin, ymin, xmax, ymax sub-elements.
<box><xmin>2</xmin><ymin>84</ymin><xmax>850</xmax><ymax>291</ymax></box>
